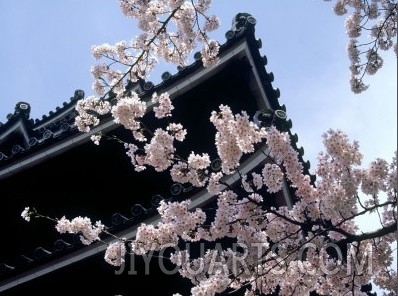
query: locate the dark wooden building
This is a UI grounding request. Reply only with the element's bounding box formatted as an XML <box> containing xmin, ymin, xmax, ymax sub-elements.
<box><xmin>0</xmin><ymin>13</ymin><xmax>309</xmax><ymax>295</ymax></box>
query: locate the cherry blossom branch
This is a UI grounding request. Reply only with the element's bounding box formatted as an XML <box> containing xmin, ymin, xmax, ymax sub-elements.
<box><xmin>326</xmin><ymin>0</ymin><xmax>397</xmax><ymax>93</ymax></box>
<box><xmin>337</xmin><ymin>222</ymin><xmax>397</xmax><ymax>245</ymax></box>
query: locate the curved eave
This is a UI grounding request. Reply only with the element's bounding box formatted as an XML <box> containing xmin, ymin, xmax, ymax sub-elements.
<box><xmin>0</xmin><ymin>27</ymin><xmax>279</xmax><ymax>180</ymax></box>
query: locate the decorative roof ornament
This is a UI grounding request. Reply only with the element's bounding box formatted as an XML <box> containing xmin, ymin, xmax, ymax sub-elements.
<box><xmin>12</xmin><ymin>102</ymin><xmax>31</xmax><ymax>120</ymax></box>
<box><xmin>225</xmin><ymin>13</ymin><xmax>257</xmax><ymax>41</ymax></box>
<box><xmin>231</xmin><ymin>13</ymin><xmax>257</xmax><ymax>32</ymax></box>
<box><xmin>72</xmin><ymin>89</ymin><xmax>85</xmax><ymax>101</ymax></box>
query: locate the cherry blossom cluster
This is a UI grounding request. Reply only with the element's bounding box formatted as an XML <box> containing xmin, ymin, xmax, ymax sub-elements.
<box><xmin>111</xmin><ymin>92</ymin><xmax>147</xmax><ymax>131</ymax></box>
<box><xmin>105</xmin><ymin>241</ymin><xmax>127</xmax><ymax>266</ymax></box>
<box><xmin>55</xmin><ymin>216</ymin><xmax>105</xmax><ymax>245</ymax></box>
<box><xmin>77</xmin><ymin>0</ymin><xmax>221</xmax><ymax>138</ymax></box>
<box><xmin>131</xmin><ymin>200</ymin><xmax>207</xmax><ymax>255</ymax></box>
<box><xmin>117</xmin><ymin>103</ymin><xmax>268</xmax><ymax>190</ymax></box>
<box><xmin>21</xmin><ymin>208</ymin><xmax>130</xmax><ymax>269</ymax></box>
<box><xmin>89</xmin><ymin>0</ymin><xmax>219</xmax><ymax>100</ymax></box>
<box><xmin>74</xmin><ymin>96</ymin><xmax>111</xmax><ymax>132</ymax></box>
<box><xmin>210</xmin><ymin>105</ymin><xmax>267</xmax><ymax>174</ymax></box>
<box><xmin>21</xmin><ymin>206</ymin><xmax>31</xmax><ymax>222</ymax></box>
<box><xmin>325</xmin><ymin>0</ymin><xmax>397</xmax><ymax>93</ymax></box>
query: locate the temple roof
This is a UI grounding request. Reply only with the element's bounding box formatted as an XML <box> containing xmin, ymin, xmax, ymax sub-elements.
<box><xmin>0</xmin><ymin>13</ymin><xmax>282</xmax><ymax>177</ymax></box>
<box><xmin>0</xmin><ymin>13</ymin><xmax>311</xmax><ymax>294</ymax></box>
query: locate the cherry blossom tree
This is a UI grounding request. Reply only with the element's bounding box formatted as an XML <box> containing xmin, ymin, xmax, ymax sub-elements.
<box><xmin>22</xmin><ymin>1</ymin><xmax>397</xmax><ymax>295</ymax></box>
<box><xmin>324</xmin><ymin>0</ymin><xmax>397</xmax><ymax>93</ymax></box>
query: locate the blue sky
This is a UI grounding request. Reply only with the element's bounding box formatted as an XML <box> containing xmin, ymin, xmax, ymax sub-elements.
<box><xmin>0</xmin><ymin>0</ymin><xmax>397</xmax><ymax>292</ymax></box>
